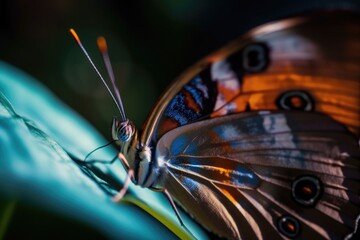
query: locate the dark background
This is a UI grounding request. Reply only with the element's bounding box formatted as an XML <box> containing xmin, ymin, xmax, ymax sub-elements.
<box><xmin>1</xmin><ymin>1</ymin><xmax>360</xmax><ymax>239</ymax></box>
<box><xmin>1</xmin><ymin>0</ymin><xmax>359</xmax><ymax>138</ymax></box>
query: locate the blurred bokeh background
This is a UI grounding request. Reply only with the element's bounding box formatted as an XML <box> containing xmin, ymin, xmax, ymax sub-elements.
<box><xmin>1</xmin><ymin>0</ymin><xmax>359</xmax><ymax>138</ymax></box>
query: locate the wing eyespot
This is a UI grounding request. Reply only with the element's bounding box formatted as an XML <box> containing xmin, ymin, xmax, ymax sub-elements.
<box><xmin>276</xmin><ymin>90</ymin><xmax>315</xmax><ymax>111</ymax></box>
<box><xmin>277</xmin><ymin>215</ymin><xmax>301</xmax><ymax>238</ymax></box>
<box><xmin>242</xmin><ymin>43</ymin><xmax>269</xmax><ymax>73</ymax></box>
<box><xmin>292</xmin><ymin>175</ymin><xmax>323</xmax><ymax>207</ymax></box>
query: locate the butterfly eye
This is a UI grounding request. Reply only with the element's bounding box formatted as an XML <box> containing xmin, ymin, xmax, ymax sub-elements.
<box><xmin>277</xmin><ymin>215</ymin><xmax>300</xmax><ymax>238</ymax></box>
<box><xmin>292</xmin><ymin>176</ymin><xmax>322</xmax><ymax>207</ymax></box>
<box><xmin>111</xmin><ymin>118</ymin><xmax>134</xmax><ymax>142</ymax></box>
<box><xmin>276</xmin><ymin>90</ymin><xmax>314</xmax><ymax>111</ymax></box>
<box><xmin>242</xmin><ymin>43</ymin><xmax>269</xmax><ymax>72</ymax></box>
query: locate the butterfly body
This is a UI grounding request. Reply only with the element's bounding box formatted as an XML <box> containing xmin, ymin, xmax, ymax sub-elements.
<box><xmin>106</xmin><ymin>10</ymin><xmax>360</xmax><ymax>240</ymax></box>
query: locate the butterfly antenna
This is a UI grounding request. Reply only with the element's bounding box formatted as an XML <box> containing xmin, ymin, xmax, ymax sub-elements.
<box><xmin>69</xmin><ymin>28</ymin><xmax>124</xmax><ymax>119</ymax></box>
<box><xmin>97</xmin><ymin>36</ymin><xmax>127</xmax><ymax>121</ymax></box>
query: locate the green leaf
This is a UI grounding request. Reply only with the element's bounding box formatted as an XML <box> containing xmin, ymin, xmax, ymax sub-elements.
<box><xmin>0</xmin><ymin>61</ymin><xmax>207</xmax><ymax>239</ymax></box>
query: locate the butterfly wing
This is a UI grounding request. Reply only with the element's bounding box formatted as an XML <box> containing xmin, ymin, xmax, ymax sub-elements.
<box><xmin>155</xmin><ymin>111</ymin><xmax>360</xmax><ymax>239</ymax></box>
<box><xmin>138</xmin><ymin>10</ymin><xmax>360</xmax><ymax>239</ymax></box>
<box><xmin>141</xmin><ymin>11</ymin><xmax>360</xmax><ymax>145</ymax></box>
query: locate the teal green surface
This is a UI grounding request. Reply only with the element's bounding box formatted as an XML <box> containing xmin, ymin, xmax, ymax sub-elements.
<box><xmin>0</xmin><ymin>61</ymin><xmax>207</xmax><ymax>239</ymax></box>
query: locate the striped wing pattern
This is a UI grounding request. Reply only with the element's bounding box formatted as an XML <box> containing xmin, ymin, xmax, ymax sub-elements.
<box><xmin>156</xmin><ymin>111</ymin><xmax>360</xmax><ymax>239</ymax></box>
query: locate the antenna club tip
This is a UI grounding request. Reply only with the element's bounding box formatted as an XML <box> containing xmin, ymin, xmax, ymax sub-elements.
<box><xmin>69</xmin><ymin>28</ymin><xmax>81</xmax><ymax>44</ymax></box>
<box><xmin>97</xmin><ymin>36</ymin><xmax>108</xmax><ymax>53</ymax></box>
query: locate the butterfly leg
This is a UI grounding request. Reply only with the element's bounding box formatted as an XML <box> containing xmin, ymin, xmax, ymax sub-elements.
<box><xmin>112</xmin><ymin>153</ymin><xmax>133</xmax><ymax>202</ymax></box>
<box><xmin>81</xmin><ymin>154</ymin><xmax>119</xmax><ymax>165</ymax></box>
<box><xmin>67</xmin><ymin>151</ymin><xmax>118</xmax><ymax>167</ymax></box>
<box><xmin>163</xmin><ymin>189</ymin><xmax>185</xmax><ymax>227</ymax></box>
<box><xmin>84</xmin><ymin>140</ymin><xmax>116</xmax><ymax>161</ymax></box>
<box><xmin>163</xmin><ymin>189</ymin><xmax>197</xmax><ymax>239</ymax></box>
<box><xmin>112</xmin><ymin>169</ymin><xmax>133</xmax><ymax>202</ymax></box>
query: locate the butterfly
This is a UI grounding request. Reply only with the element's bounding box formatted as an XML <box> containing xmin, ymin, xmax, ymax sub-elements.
<box><xmin>71</xmin><ymin>10</ymin><xmax>360</xmax><ymax>240</ymax></box>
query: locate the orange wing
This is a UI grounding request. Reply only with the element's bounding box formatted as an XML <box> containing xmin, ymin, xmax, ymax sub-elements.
<box><xmin>141</xmin><ymin>11</ymin><xmax>360</xmax><ymax>146</ymax></box>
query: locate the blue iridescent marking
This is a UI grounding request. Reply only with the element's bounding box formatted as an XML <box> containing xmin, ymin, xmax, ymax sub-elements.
<box><xmin>266</xmin><ymin>115</ymin><xmax>276</xmax><ymax>132</ymax></box>
<box><xmin>164</xmin><ymin>74</ymin><xmax>216</xmax><ymax>126</ymax></box>
<box><xmin>170</xmin><ymin>135</ymin><xmax>189</xmax><ymax>155</ymax></box>
<box><xmin>183</xmin><ymin>177</ymin><xmax>200</xmax><ymax>191</ymax></box>
<box><xmin>230</xmin><ymin>166</ymin><xmax>260</xmax><ymax>188</ymax></box>
<box><xmin>213</xmin><ymin>124</ymin><xmax>239</xmax><ymax>140</ymax></box>
<box><xmin>192</xmin><ymin>77</ymin><xmax>209</xmax><ymax>98</ymax></box>
<box><xmin>185</xmin><ymin>143</ymin><xmax>197</xmax><ymax>155</ymax></box>
<box><xmin>169</xmin><ymin>156</ymin><xmax>201</xmax><ymax>166</ymax></box>
<box><xmin>184</xmin><ymin>78</ymin><xmax>204</xmax><ymax>109</ymax></box>
<box><xmin>165</xmin><ymin>93</ymin><xmax>195</xmax><ymax>125</ymax></box>
<box><xmin>182</xmin><ymin>157</ymin><xmax>201</xmax><ymax>168</ymax></box>
<box><xmin>241</xmin><ymin>117</ymin><xmax>265</xmax><ymax>135</ymax></box>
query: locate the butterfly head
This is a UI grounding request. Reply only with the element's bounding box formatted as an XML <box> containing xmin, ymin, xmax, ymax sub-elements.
<box><xmin>111</xmin><ymin>117</ymin><xmax>139</xmax><ymax>172</ymax></box>
<box><xmin>111</xmin><ymin>117</ymin><xmax>135</xmax><ymax>142</ymax></box>
<box><xmin>70</xmin><ymin>29</ymin><xmax>160</xmax><ymax>188</ymax></box>
<box><xmin>112</xmin><ymin>118</ymin><xmax>159</xmax><ymax>188</ymax></box>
